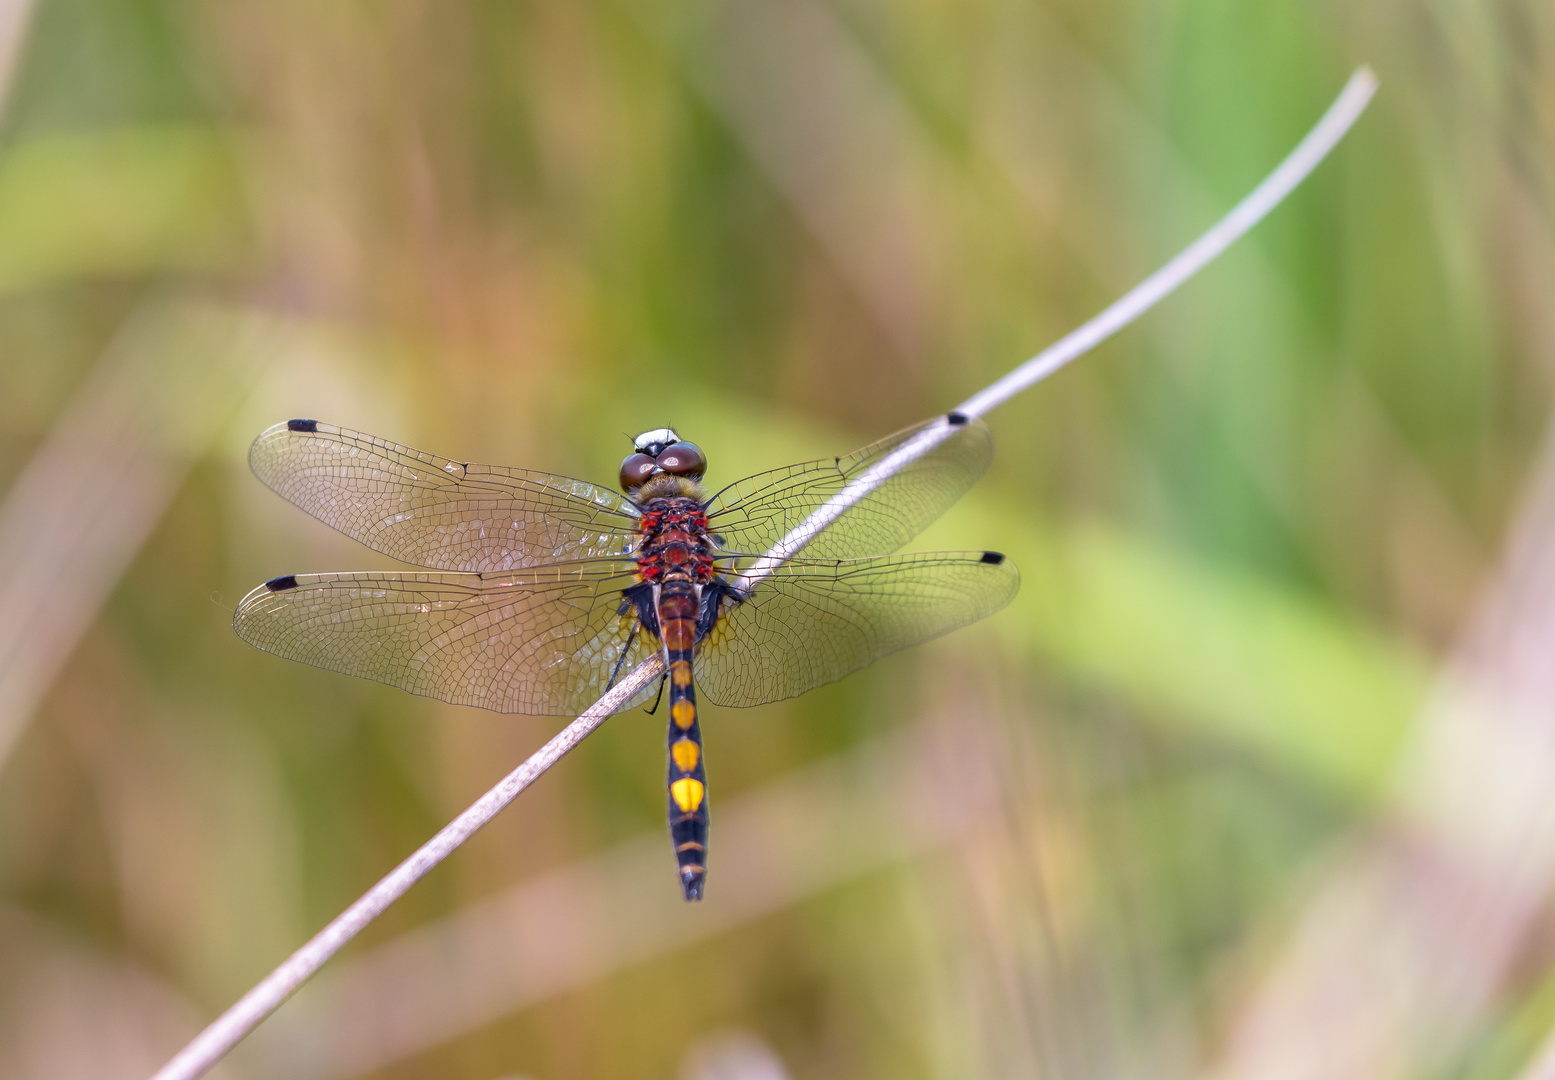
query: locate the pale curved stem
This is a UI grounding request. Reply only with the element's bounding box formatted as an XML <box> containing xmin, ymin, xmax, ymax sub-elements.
<box><xmin>739</xmin><ymin>67</ymin><xmax>1376</xmax><ymax>590</ymax></box>
<box><xmin>955</xmin><ymin>67</ymin><xmax>1376</xmax><ymax>419</ymax></box>
<box><xmin>149</xmin><ymin>659</ymin><xmax>662</xmax><ymax>1080</ymax></box>
<box><xmin>149</xmin><ymin>66</ymin><xmax>1377</xmax><ymax>1080</ymax></box>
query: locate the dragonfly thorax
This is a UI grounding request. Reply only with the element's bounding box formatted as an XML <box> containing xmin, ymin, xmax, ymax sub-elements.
<box><xmin>635</xmin><ymin>494</ymin><xmax>717</xmax><ymax>585</ymax></box>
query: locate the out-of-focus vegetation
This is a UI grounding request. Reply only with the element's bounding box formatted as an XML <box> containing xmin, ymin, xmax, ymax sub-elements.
<box><xmin>0</xmin><ymin>2</ymin><xmax>1552</xmax><ymax>1079</ymax></box>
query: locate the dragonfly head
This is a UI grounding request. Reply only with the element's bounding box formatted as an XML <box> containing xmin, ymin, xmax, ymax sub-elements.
<box><xmin>620</xmin><ymin>429</ymin><xmax>707</xmax><ymax>494</ymax></box>
<box><xmin>632</xmin><ymin>428</ymin><xmax>681</xmax><ymax>457</ymax></box>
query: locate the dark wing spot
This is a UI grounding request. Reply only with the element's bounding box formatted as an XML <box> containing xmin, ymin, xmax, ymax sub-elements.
<box><xmin>287</xmin><ymin>419</ymin><xmax>319</xmax><ymax>432</ymax></box>
<box><xmin>265</xmin><ymin>574</ymin><xmax>300</xmax><ymax>591</ymax></box>
<box><xmin>979</xmin><ymin>551</ymin><xmax>1005</xmax><ymax>565</ymax></box>
<box><xmin>947</xmin><ymin>411</ymin><xmax>970</xmax><ymax>426</ymax></box>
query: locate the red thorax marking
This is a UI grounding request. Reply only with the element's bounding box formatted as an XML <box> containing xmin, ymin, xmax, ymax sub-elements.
<box><xmin>636</xmin><ymin>497</ymin><xmax>715</xmax><ymax>586</ymax></box>
<box><xmin>634</xmin><ymin>500</ymin><xmax>712</xmax><ymax>587</ymax></box>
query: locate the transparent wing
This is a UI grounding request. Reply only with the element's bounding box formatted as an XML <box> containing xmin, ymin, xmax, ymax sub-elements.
<box><xmin>703</xmin><ymin>415</ymin><xmax>993</xmax><ymax>561</ymax></box>
<box><xmin>249</xmin><ymin>420</ymin><xmax>642</xmax><ymax>572</ymax></box>
<box><xmin>694</xmin><ymin>551</ymin><xmax>1019</xmax><ymax>708</ymax></box>
<box><xmin>233</xmin><ymin>561</ymin><xmax>659</xmax><ymax>715</ymax></box>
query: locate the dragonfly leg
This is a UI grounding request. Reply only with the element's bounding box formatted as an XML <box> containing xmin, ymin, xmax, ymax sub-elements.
<box><xmin>605</xmin><ymin>621</ymin><xmax>640</xmax><ymax>692</ymax></box>
<box><xmin>643</xmin><ymin>675</ymin><xmax>666</xmax><ymax>715</ymax></box>
<box><xmin>605</xmin><ymin>581</ymin><xmax>659</xmax><ymax>695</ymax></box>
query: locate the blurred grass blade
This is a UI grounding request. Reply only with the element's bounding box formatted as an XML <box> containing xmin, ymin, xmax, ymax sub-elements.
<box><xmin>1041</xmin><ymin>521</ymin><xmax>1425</xmax><ymax>794</ymax></box>
<box><xmin>0</xmin><ymin>128</ymin><xmax>253</xmax><ymax>293</ymax></box>
<box><xmin>1207</xmin><ymin>425</ymin><xmax>1555</xmax><ymax>1080</ymax></box>
<box><xmin>0</xmin><ymin>0</ymin><xmax>36</xmax><ymax>113</ymax></box>
<box><xmin>619</xmin><ymin>0</ymin><xmax>948</xmax><ymax>355</ymax></box>
<box><xmin>0</xmin><ymin>904</ymin><xmax>242</xmax><ymax>1080</ymax></box>
<box><xmin>0</xmin><ymin>301</ymin><xmax>268</xmax><ymax>771</ymax></box>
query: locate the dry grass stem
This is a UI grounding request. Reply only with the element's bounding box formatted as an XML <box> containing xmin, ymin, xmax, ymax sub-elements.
<box><xmin>148</xmin><ymin>68</ymin><xmax>1377</xmax><ymax>1080</ymax></box>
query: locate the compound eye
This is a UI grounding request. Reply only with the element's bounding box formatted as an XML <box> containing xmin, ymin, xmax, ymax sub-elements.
<box><xmin>619</xmin><ymin>453</ymin><xmax>658</xmax><ymax>491</ymax></box>
<box><xmin>656</xmin><ymin>441</ymin><xmax>705</xmax><ymax>477</ymax></box>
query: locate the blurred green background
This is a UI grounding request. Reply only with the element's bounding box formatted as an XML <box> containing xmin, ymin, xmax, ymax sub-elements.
<box><xmin>1</xmin><ymin>1</ymin><xmax>1553</xmax><ymax>1079</ymax></box>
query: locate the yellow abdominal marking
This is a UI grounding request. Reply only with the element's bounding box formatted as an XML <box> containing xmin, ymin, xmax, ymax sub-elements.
<box><xmin>670</xmin><ymin>736</ymin><xmax>700</xmax><ymax>772</ymax></box>
<box><xmin>670</xmin><ymin>777</ymin><xmax>705</xmax><ymax>813</ymax></box>
<box><xmin>671</xmin><ymin>699</ymin><xmax>696</xmax><ymax>731</ymax></box>
<box><xmin>670</xmin><ymin>660</ymin><xmax>693</xmax><ymax>688</ymax></box>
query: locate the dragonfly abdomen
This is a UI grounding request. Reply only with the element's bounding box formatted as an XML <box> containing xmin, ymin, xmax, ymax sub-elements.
<box><xmin>658</xmin><ymin>580</ymin><xmax>708</xmax><ymax>901</ymax></box>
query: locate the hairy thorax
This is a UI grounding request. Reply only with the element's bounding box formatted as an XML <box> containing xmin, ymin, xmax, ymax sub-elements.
<box><xmin>634</xmin><ymin>477</ymin><xmax>717</xmax><ymax>586</ymax></box>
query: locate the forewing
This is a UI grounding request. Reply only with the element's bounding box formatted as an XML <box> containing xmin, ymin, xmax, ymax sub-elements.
<box><xmin>233</xmin><ymin>561</ymin><xmax>658</xmax><ymax>715</ymax></box>
<box><xmin>249</xmin><ymin>421</ymin><xmax>641</xmax><ymax>571</ymax></box>
<box><xmin>704</xmin><ymin>415</ymin><xmax>992</xmax><ymax>561</ymax></box>
<box><xmin>694</xmin><ymin>551</ymin><xmax>1018</xmax><ymax>708</ymax></box>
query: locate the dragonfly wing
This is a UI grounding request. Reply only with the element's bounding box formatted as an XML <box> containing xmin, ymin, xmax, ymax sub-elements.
<box><xmin>249</xmin><ymin>420</ymin><xmax>642</xmax><ymax>571</ymax></box>
<box><xmin>693</xmin><ymin>551</ymin><xmax>1018</xmax><ymax>708</ymax></box>
<box><xmin>233</xmin><ymin>561</ymin><xmax>659</xmax><ymax>715</ymax></box>
<box><xmin>703</xmin><ymin>415</ymin><xmax>992</xmax><ymax>561</ymax></box>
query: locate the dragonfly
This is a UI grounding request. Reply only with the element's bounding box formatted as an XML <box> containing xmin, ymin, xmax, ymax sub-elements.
<box><xmin>233</xmin><ymin>413</ymin><xmax>1019</xmax><ymax>900</ymax></box>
